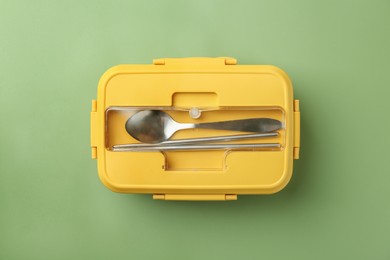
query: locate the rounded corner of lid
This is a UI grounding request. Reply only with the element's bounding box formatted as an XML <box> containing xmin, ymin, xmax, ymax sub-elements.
<box><xmin>268</xmin><ymin>66</ymin><xmax>292</xmax><ymax>84</ymax></box>
<box><xmin>97</xmin><ymin>65</ymin><xmax>128</xmax><ymax>92</ymax></box>
<box><xmin>266</xmin><ymin>167</ymin><xmax>294</xmax><ymax>194</ymax></box>
<box><xmin>97</xmin><ymin>167</ymin><xmax>124</xmax><ymax>193</ymax></box>
<box><xmin>266</xmin><ymin>66</ymin><xmax>295</xmax><ymax>103</ymax></box>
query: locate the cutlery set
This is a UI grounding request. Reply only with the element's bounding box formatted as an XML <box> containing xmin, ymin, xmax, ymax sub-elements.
<box><xmin>112</xmin><ymin>110</ymin><xmax>282</xmax><ymax>152</ymax></box>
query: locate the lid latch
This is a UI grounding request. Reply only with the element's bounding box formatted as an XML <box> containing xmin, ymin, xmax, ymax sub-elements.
<box><xmin>152</xmin><ymin>57</ymin><xmax>237</xmax><ymax>66</ymax></box>
<box><xmin>153</xmin><ymin>194</ymin><xmax>238</xmax><ymax>201</ymax></box>
<box><xmin>90</xmin><ymin>100</ymin><xmax>98</xmax><ymax>159</ymax></box>
<box><xmin>293</xmin><ymin>100</ymin><xmax>300</xmax><ymax>159</ymax></box>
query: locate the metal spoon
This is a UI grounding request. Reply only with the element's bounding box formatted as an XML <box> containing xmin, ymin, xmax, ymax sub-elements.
<box><xmin>125</xmin><ymin>110</ymin><xmax>282</xmax><ymax>143</ymax></box>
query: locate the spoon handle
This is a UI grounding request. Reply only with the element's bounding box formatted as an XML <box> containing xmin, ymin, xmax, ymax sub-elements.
<box><xmin>193</xmin><ymin>118</ymin><xmax>282</xmax><ymax>133</ymax></box>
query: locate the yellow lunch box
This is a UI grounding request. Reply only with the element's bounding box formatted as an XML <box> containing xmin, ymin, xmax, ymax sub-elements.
<box><xmin>90</xmin><ymin>57</ymin><xmax>300</xmax><ymax>201</ymax></box>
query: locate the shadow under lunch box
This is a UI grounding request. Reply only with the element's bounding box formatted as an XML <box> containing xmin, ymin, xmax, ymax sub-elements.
<box><xmin>90</xmin><ymin>57</ymin><xmax>300</xmax><ymax>201</ymax></box>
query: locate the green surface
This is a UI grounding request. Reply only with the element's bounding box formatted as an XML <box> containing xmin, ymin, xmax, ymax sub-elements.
<box><xmin>1</xmin><ymin>0</ymin><xmax>390</xmax><ymax>259</ymax></box>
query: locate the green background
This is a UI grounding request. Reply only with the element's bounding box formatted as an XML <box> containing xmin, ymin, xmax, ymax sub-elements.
<box><xmin>1</xmin><ymin>0</ymin><xmax>389</xmax><ymax>259</ymax></box>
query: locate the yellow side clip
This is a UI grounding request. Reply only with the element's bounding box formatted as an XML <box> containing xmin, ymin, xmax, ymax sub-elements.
<box><xmin>153</xmin><ymin>194</ymin><xmax>238</xmax><ymax>201</ymax></box>
<box><xmin>293</xmin><ymin>100</ymin><xmax>300</xmax><ymax>159</ymax></box>
<box><xmin>90</xmin><ymin>100</ymin><xmax>98</xmax><ymax>159</ymax></box>
<box><xmin>153</xmin><ymin>57</ymin><xmax>237</xmax><ymax>66</ymax></box>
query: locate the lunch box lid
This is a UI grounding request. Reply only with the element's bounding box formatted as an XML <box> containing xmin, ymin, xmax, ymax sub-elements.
<box><xmin>90</xmin><ymin>57</ymin><xmax>300</xmax><ymax>200</ymax></box>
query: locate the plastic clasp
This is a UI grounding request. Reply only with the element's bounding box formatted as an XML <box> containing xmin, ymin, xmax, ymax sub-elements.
<box><xmin>153</xmin><ymin>194</ymin><xmax>238</xmax><ymax>201</ymax></box>
<box><xmin>90</xmin><ymin>100</ymin><xmax>98</xmax><ymax>159</ymax></box>
<box><xmin>153</xmin><ymin>57</ymin><xmax>237</xmax><ymax>66</ymax></box>
<box><xmin>293</xmin><ymin>100</ymin><xmax>300</xmax><ymax>159</ymax></box>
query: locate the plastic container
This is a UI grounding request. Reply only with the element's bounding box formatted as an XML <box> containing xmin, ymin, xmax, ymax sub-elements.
<box><xmin>90</xmin><ymin>57</ymin><xmax>300</xmax><ymax>200</ymax></box>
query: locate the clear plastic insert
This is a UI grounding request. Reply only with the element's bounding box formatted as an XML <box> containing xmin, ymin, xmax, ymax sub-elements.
<box><xmin>105</xmin><ymin>107</ymin><xmax>285</xmax><ymax>171</ymax></box>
